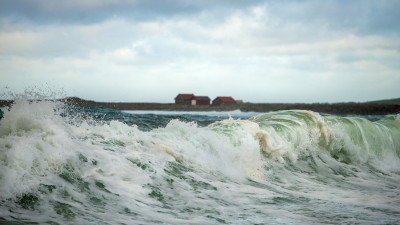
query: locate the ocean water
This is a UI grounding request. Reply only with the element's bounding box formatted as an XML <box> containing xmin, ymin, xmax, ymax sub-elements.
<box><xmin>0</xmin><ymin>99</ymin><xmax>399</xmax><ymax>224</ymax></box>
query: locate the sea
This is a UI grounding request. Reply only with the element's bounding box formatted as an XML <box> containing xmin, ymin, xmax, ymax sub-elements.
<box><xmin>0</xmin><ymin>98</ymin><xmax>399</xmax><ymax>224</ymax></box>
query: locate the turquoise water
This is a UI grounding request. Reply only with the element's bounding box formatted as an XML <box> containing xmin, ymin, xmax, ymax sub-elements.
<box><xmin>0</xmin><ymin>99</ymin><xmax>399</xmax><ymax>224</ymax></box>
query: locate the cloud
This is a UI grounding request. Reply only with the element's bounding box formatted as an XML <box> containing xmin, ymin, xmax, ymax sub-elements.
<box><xmin>0</xmin><ymin>0</ymin><xmax>265</xmax><ymax>24</ymax></box>
<box><xmin>0</xmin><ymin>0</ymin><xmax>399</xmax><ymax>102</ymax></box>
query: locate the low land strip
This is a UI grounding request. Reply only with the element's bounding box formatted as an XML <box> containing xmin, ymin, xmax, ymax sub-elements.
<box><xmin>2</xmin><ymin>97</ymin><xmax>399</xmax><ymax>115</ymax></box>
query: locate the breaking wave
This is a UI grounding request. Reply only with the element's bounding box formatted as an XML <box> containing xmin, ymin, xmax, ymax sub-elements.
<box><xmin>1</xmin><ymin>98</ymin><xmax>399</xmax><ymax>224</ymax></box>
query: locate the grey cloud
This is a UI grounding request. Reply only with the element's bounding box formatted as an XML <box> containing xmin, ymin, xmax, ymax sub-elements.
<box><xmin>263</xmin><ymin>0</ymin><xmax>400</xmax><ymax>36</ymax></box>
<box><xmin>0</xmin><ymin>0</ymin><xmax>263</xmax><ymax>24</ymax></box>
<box><xmin>1</xmin><ymin>0</ymin><xmax>399</xmax><ymax>38</ymax></box>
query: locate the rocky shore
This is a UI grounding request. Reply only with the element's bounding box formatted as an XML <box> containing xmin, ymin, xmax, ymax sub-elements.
<box><xmin>1</xmin><ymin>97</ymin><xmax>400</xmax><ymax>115</ymax></box>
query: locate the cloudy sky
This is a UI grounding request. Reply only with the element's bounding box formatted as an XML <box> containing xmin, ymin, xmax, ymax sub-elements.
<box><xmin>1</xmin><ymin>0</ymin><xmax>399</xmax><ymax>103</ymax></box>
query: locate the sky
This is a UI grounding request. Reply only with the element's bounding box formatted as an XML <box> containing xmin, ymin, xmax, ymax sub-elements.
<box><xmin>1</xmin><ymin>0</ymin><xmax>400</xmax><ymax>103</ymax></box>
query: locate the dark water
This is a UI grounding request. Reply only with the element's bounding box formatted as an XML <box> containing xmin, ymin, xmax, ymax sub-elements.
<box><xmin>1</xmin><ymin>100</ymin><xmax>399</xmax><ymax>224</ymax></box>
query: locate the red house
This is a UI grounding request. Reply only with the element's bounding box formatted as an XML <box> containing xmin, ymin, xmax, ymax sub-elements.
<box><xmin>191</xmin><ymin>96</ymin><xmax>211</xmax><ymax>105</ymax></box>
<box><xmin>212</xmin><ymin>96</ymin><xmax>236</xmax><ymax>106</ymax></box>
<box><xmin>175</xmin><ymin>94</ymin><xmax>211</xmax><ymax>105</ymax></box>
<box><xmin>175</xmin><ymin>94</ymin><xmax>195</xmax><ymax>105</ymax></box>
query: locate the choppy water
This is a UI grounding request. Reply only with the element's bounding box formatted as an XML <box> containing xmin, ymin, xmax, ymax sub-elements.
<box><xmin>0</xmin><ymin>99</ymin><xmax>399</xmax><ymax>224</ymax></box>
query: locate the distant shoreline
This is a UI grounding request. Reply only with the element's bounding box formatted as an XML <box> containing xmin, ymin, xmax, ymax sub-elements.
<box><xmin>1</xmin><ymin>97</ymin><xmax>400</xmax><ymax>115</ymax></box>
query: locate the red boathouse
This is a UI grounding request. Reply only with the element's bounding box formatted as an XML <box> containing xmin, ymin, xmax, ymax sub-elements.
<box><xmin>175</xmin><ymin>94</ymin><xmax>195</xmax><ymax>105</ymax></box>
<box><xmin>212</xmin><ymin>96</ymin><xmax>236</xmax><ymax>106</ymax></box>
<box><xmin>191</xmin><ymin>96</ymin><xmax>211</xmax><ymax>105</ymax></box>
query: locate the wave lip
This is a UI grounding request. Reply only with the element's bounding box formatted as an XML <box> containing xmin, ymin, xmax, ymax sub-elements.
<box><xmin>249</xmin><ymin>110</ymin><xmax>400</xmax><ymax>171</ymax></box>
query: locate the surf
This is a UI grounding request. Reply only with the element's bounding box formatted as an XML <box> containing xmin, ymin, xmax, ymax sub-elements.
<box><xmin>1</xmin><ymin>98</ymin><xmax>399</xmax><ymax>224</ymax></box>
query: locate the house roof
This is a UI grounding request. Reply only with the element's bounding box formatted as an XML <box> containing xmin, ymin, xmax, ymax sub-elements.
<box><xmin>175</xmin><ymin>94</ymin><xmax>195</xmax><ymax>100</ymax></box>
<box><xmin>194</xmin><ymin>96</ymin><xmax>210</xmax><ymax>101</ymax></box>
<box><xmin>214</xmin><ymin>96</ymin><xmax>236</xmax><ymax>103</ymax></box>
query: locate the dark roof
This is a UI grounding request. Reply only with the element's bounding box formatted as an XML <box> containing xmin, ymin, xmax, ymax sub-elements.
<box><xmin>214</xmin><ymin>96</ymin><xmax>236</xmax><ymax>103</ymax></box>
<box><xmin>175</xmin><ymin>94</ymin><xmax>195</xmax><ymax>100</ymax></box>
<box><xmin>194</xmin><ymin>96</ymin><xmax>210</xmax><ymax>101</ymax></box>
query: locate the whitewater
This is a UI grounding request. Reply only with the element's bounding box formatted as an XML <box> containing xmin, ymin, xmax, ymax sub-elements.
<box><xmin>0</xmin><ymin>99</ymin><xmax>399</xmax><ymax>224</ymax></box>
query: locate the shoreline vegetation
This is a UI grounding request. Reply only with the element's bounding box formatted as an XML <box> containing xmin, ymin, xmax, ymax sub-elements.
<box><xmin>1</xmin><ymin>97</ymin><xmax>400</xmax><ymax>115</ymax></box>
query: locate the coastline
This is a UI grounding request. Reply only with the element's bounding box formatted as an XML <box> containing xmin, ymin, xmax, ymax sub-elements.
<box><xmin>1</xmin><ymin>97</ymin><xmax>400</xmax><ymax>115</ymax></box>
